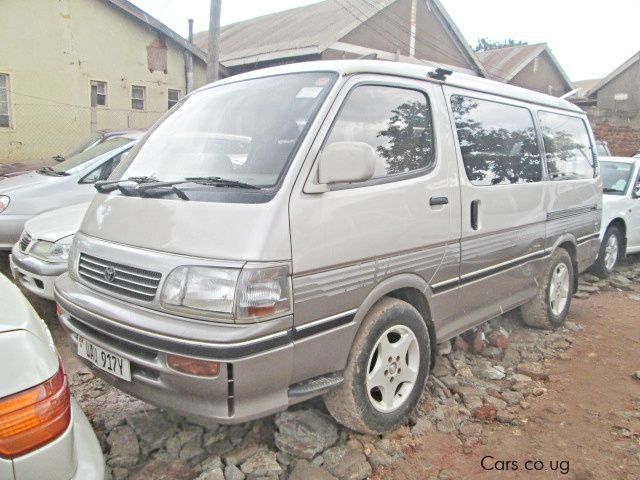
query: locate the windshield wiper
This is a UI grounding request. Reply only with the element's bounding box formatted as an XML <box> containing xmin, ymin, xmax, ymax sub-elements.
<box><xmin>52</xmin><ymin>155</ymin><xmax>65</xmax><ymax>162</ymax></box>
<box><xmin>603</xmin><ymin>188</ymin><xmax>622</xmax><ymax>193</ymax></box>
<box><xmin>37</xmin><ymin>166</ymin><xmax>70</xmax><ymax>177</ymax></box>
<box><xmin>94</xmin><ymin>176</ymin><xmax>158</xmax><ymax>193</ymax></box>
<box><xmin>184</xmin><ymin>176</ymin><xmax>261</xmax><ymax>190</ymax></box>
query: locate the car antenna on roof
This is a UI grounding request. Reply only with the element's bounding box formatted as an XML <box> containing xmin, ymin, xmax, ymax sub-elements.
<box><xmin>428</xmin><ymin>67</ymin><xmax>453</xmax><ymax>81</ymax></box>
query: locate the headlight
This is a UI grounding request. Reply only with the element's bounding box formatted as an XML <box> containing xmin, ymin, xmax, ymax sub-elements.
<box><xmin>160</xmin><ymin>264</ymin><xmax>292</xmax><ymax>322</ymax></box>
<box><xmin>0</xmin><ymin>195</ymin><xmax>9</xmax><ymax>213</ymax></box>
<box><xmin>29</xmin><ymin>235</ymin><xmax>74</xmax><ymax>263</ymax></box>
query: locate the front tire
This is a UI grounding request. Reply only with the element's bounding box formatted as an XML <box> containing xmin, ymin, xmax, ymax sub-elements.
<box><xmin>324</xmin><ymin>297</ymin><xmax>430</xmax><ymax>434</ymax></box>
<box><xmin>591</xmin><ymin>226</ymin><xmax>622</xmax><ymax>278</ymax></box>
<box><xmin>520</xmin><ymin>248</ymin><xmax>574</xmax><ymax>329</ymax></box>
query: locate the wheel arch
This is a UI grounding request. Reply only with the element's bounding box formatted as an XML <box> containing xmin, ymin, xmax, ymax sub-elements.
<box><xmin>352</xmin><ymin>273</ymin><xmax>436</xmax><ymax>370</ymax></box>
<box><xmin>550</xmin><ymin>234</ymin><xmax>579</xmax><ymax>293</ymax></box>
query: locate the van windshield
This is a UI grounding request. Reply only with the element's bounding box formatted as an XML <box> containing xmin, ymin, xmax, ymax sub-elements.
<box><xmin>119</xmin><ymin>72</ymin><xmax>337</xmax><ymax>189</ymax></box>
<box><xmin>601</xmin><ymin>161</ymin><xmax>634</xmax><ymax>195</ymax></box>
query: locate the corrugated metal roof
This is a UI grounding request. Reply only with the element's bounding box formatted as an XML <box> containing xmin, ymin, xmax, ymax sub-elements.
<box><xmin>193</xmin><ymin>0</ymin><xmax>395</xmax><ymax>65</ymax></box>
<box><xmin>193</xmin><ymin>0</ymin><xmax>486</xmax><ymax>76</ymax></box>
<box><xmin>588</xmin><ymin>50</ymin><xmax>640</xmax><ymax>97</ymax></box>
<box><xmin>477</xmin><ymin>42</ymin><xmax>572</xmax><ymax>91</ymax></box>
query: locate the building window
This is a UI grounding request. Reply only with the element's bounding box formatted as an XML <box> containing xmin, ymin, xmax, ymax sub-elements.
<box><xmin>324</xmin><ymin>85</ymin><xmax>435</xmax><ymax>183</ymax></box>
<box><xmin>451</xmin><ymin>95</ymin><xmax>542</xmax><ymax>186</ymax></box>
<box><xmin>538</xmin><ymin>111</ymin><xmax>595</xmax><ymax>180</ymax></box>
<box><xmin>131</xmin><ymin>85</ymin><xmax>146</xmax><ymax>110</ymax></box>
<box><xmin>0</xmin><ymin>73</ymin><xmax>12</xmax><ymax>128</ymax></box>
<box><xmin>168</xmin><ymin>89</ymin><xmax>180</xmax><ymax>110</ymax></box>
<box><xmin>90</xmin><ymin>80</ymin><xmax>107</xmax><ymax>107</ymax></box>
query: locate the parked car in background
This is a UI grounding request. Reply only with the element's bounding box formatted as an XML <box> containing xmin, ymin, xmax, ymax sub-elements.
<box><xmin>0</xmin><ymin>130</ymin><xmax>143</xmax><ymax>250</ymax></box>
<box><xmin>10</xmin><ymin>203</ymin><xmax>89</xmax><ymax>300</ymax></box>
<box><xmin>55</xmin><ymin>61</ymin><xmax>601</xmax><ymax>434</ymax></box>
<box><xmin>591</xmin><ymin>156</ymin><xmax>640</xmax><ymax>276</ymax></box>
<box><xmin>0</xmin><ymin>129</ymin><xmax>144</xmax><ymax>180</ymax></box>
<box><xmin>595</xmin><ymin>139</ymin><xmax>611</xmax><ymax>157</ymax></box>
<box><xmin>0</xmin><ymin>273</ymin><xmax>103</xmax><ymax>480</ymax></box>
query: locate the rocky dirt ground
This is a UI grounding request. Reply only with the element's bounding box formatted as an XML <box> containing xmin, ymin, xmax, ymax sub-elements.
<box><xmin>1</xmin><ymin>254</ymin><xmax>639</xmax><ymax>480</ymax></box>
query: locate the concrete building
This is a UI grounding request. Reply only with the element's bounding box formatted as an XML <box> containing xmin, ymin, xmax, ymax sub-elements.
<box><xmin>193</xmin><ymin>0</ymin><xmax>487</xmax><ymax>78</ymax></box>
<box><xmin>574</xmin><ymin>50</ymin><xmax>640</xmax><ymax>156</ymax></box>
<box><xmin>0</xmin><ymin>0</ymin><xmax>209</xmax><ymax>165</ymax></box>
<box><xmin>477</xmin><ymin>43</ymin><xmax>573</xmax><ymax>97</ymax></box>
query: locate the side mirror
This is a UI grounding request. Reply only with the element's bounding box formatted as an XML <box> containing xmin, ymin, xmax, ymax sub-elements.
<box><xmin>317</xmin><ymin>141</ymin><xmax>376</xmax><ymax>185</ymax></box>
<box><xmin>633</xmin><ymin>183</ymin><xmax>640</xmax><ymax>198</ymax></box>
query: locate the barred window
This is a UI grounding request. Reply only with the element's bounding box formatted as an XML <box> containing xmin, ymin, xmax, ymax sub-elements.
<box><xmin>132</xmin><ymin>85</ymin><xmax>146</xmax><ymax>110</ymax></box>
<box><xmin>90</xmin><ymin>80</ymin><xmax>107</xmax><ymax>107</ymax></box>
<box><xmin>168</xmin><ymin>89</ymin><xmax>180</xmax><ymax>110</ymax></box>
<box><xmin>0</xmin><ymin>74</ymin><xmax>12</xmax><ymax>128</ymax></box>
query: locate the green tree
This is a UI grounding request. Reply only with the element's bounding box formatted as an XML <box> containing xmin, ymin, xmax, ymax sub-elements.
<box><xmin>475</xmin><ymin>38</ymin><xmax>528</xmax><ymax>52</ymax></box>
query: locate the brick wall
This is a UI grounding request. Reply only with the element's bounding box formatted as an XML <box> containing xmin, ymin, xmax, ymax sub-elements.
<box><xmin>593</xmin><ymin>122</ymin><xmax>640</xmax><ymax>157</ymax></box>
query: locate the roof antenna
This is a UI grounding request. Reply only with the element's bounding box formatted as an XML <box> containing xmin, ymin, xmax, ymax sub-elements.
<box><xmin>428</xmin><ymin>67</ymin><xmax>453</xmax><ymax>81</ymax></box>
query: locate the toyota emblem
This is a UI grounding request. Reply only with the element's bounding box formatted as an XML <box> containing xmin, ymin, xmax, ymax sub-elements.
<box><xmin>104</xmin><ymin>266</ymin><xmax>116</xmax><ymax>282</ymax></box>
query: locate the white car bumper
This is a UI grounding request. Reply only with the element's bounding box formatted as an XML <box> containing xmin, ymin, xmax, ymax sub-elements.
<box><xmin>9</xmin><ymin>245</ymin><xmax>67</xmax><ymax>301</ymax></box>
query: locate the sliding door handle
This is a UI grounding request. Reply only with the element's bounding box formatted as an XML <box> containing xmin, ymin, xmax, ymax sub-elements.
<box><xmin>429</xmin><ymin>196</ymin><xmax>449</xmax><ymax>206</ymax></box>
<box><xmin>470</xmin><ymin>200</ymin><xmax>480</xmax><ymax>230</ymax></box>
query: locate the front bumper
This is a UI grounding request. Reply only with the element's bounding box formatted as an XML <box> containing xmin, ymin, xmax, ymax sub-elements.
<box><xmin>10</xmin><ymin>245</ymin><xmax>67</xmax><ymax>300</ymax></box>
<box><xmin>54</xmin><ymin>273</ymin><xmax>295</xmax><ymax>424</ymax></box>
<box><xmin>0</xmin><ymin>214</ymin><xmax>31</xmax><ymax>250</ymax></box>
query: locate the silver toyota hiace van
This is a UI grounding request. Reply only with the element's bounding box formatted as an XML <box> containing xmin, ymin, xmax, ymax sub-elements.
<box><xmin>55</xmin><ymin>61</ymin><xmax>601</xmax><ymax>434</ymax></box>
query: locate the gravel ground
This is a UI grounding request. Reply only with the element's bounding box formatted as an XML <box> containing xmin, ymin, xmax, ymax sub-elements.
<box><xmin>1</xmin><ymin>254</ymin><xmax>638</xmax><ymax>480</ymax></box>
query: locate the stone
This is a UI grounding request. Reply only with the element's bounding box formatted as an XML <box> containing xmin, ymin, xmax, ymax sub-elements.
<box><xmin>240</xmin><ymin>448</ymin><xmax>282</xmax><ymax>477</ymax></box>
<box><xmin>471</xmin><ymin>330</ymin><xmax>486</xmax><ymax>354</ymax></box>
<box><xmin>223</xmin><ymin>445</ymin><xmax>259</xmax><ymax>466</ymax></box>
<box><xmin>411</xmin><ymin>417</ymin><xmax>435</xmax><ymax>436</ymax></box>
<box><xmin>166</xmin><ymin>426</ymin><xmax>203</xmax><ymax>459</ymax></box>
<box><xmin>367</xmin><ymin>447</ymin><xmax>396</xmax><ymax>467</ymax></box>
<box><xmin>107</xmin><ymin>425</ymin><xmax>140</xmax><ymax>468</ymax></box>
<box><xmin>323</xmin><ymin>446</ymin><xmax>372</xmax><ymax>480</ymax></box>
<box><xmin>516</xmin><ymin>363</ymin><xmax>549</xmax><ymax>381</ymax></box>
<box><xmin>197</xmin><ymin>456</ymin><xmax>224</xmax><ymax>473</ymax></box>
<box><xmin>195</xmin><ymin>468</ymin><xmax>225</xmax><ymax>480</ymax></box>
<box><xmin>502</xmin><ymin>348</ymin><xmax>521</xmax><ymax>366</ymax></box>
<box><xmin>487</xmin><ymin>329</ymin><xmax>509</xmax><ymax>348</ymax></box>
<box><xmin>633</xmin><ymin>371</ymin><xmax>640</xmax><ymax>380</ymax></box>
<box><xmin>581</xmin><ymin>273</ymin><xmax>600</xmax><ymax>283</ymax></box>
<box><xmin>508</xmin><ymin>373</ymin><xmax>533</xmax><ymax>383</ymax></box>
<box><xmin>127</xmin><ymin>411</ymin><xmax>178</xmax><ymax>452</ymax></box>
<box><xmin>563</xmin><ymin>321</ymin><xmax>581</xmax><ymax>332</ymax></box>
<box><xmin>111</xmin><ymin>467</ymin><xmax>129</xmax><ymax>480</ymax></box>
<box><xmin>472</xmin><ymin>404</ymin><xmax>497</xmax><ymax>422</ymax></box>
<box><xmin>438</xmin><ymin>341</ymin><xmax>452</xmax><ymax>356</ymax></box>
<box><xmin>476</xmin><ymin>365</ymin><xmax>506</xmax><ymax>380</ymax></box>
<box><xmin>289</xmin><ymin>460</ymin><xmax>337</xmax><ymax>480</ymax></box>
<box><xmin>496</xmin><ymin>410</ymin><xmax>516</xmax><ymax>424</ymax></box>
<box><xmin>578</xmin><ymin>284</ymin><xmax>599</xmax><ymax>293</ymax></box>
<box><xmin>224</xmin><ymin>464</ymin><xmax>245</xmax><ymax>480</ymax></box>
<box><xmin>501</xmin><ymin>391</ymin><xmax>524</xmax><ymax>406</ymax></box>
<box><xmin>129</xmin><ymin>460</ymin><xmax>194</xmax><ymax>480</ymax></box>
<box><xmin>484</xmin><ymin>396</ymin><xmax>507</xmax><ymax>410</ymax></box>
<box><xmin>274</xmin><ymin>409</ymin><xmax>338</xmax><ymax>460</ymax></box>
<box><xmin>453</xmin><ymin>336</ymin><xmax>469</xmax><ymax>352</ymax></box>
<box><xmin>481</xmin><ymin>346</ymin><xmax>503</xmax><ymax>359</ymax></box>
<box><xmin>573</xmin><ymin>292</ymin><xmax>590</xmax><ymax>299</ymax></box>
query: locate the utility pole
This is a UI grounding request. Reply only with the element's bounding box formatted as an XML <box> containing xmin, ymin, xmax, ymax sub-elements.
<box><xmin>207</xmin><ymin>0</ymin><xmax>221</xmax><ymax>83</ymax></box>
<box><xmin>185</xmin><ymin>18</ymin><xmax>194</xmax><ymax>93</ymax></box>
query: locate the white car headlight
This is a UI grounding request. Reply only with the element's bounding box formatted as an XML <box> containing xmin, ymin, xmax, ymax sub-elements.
<box><xmin>160</xmin><ymin>264</ymin><xmax>292</xmax><ymax>322</ymax></box>
<box><xmin>0</xmin><ymin>195</ymin><xmax>9</xmax><ymax>213</ymax></box>
<box><xmin>29</xmin><ymin>235</ymin><xmax>74</xmax><ymax>263</ymax></box>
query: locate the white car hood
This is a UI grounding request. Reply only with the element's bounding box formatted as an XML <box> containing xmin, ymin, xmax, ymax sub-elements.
<box><xmin>25</xmin><ymin>202</ymin><xmax>90</xmax><ymax>242</ymax></box>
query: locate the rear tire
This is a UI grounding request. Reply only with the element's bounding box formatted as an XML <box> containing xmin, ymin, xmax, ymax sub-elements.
<box><xmin>591</xmin><ymin>226</ymin><xmax>622</xmax><ymax>278</ymax></box>
<box><xmin>324</xmin><ymin>297</ymin><xmax>430</xmax><ymax>434</ymax></box>
<box><xmin>520</xmin><ymin>248</ymin><xmax>574</xmax><ymax>329</ymax></box>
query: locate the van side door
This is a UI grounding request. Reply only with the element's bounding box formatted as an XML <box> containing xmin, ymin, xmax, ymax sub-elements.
<box><xmin>537</xmin><ymin>110</ymin><xmax>601</xmax><ymax>271</ymax></box>
<box><xmin>443</xmin><ymin>87</ymin><xmax>548</xmax><ymax>337</ymax></box>
<box><xmin>288</xmin><ymin>75</ymin><xmax>461</xmax><ymax>383</ymax></box>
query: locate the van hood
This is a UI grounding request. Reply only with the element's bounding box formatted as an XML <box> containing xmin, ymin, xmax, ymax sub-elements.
<box><xmin>25</xmin><ymin>202</ymin><xmax>90</xmax><ymax>242</ymax></box>
<box><xmin>80</xmin><ymin>194</ymin><xmax>292</xmax><ymax>261</ymax></box>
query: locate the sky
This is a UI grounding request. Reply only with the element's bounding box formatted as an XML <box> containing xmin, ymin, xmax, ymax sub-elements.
<box><xmin>128</xmin><ymin>0</ymin><xmax>640</xmax><ymax>81</ymax></box>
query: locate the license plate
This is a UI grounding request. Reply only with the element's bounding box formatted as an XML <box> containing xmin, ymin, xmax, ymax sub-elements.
<box><xmin>77</xmin><ymin>336</ymin><xmax>131</xmax><ymax>382</ymax></box>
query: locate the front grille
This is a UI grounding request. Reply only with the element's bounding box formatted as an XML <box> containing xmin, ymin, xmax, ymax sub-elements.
<box><xmin>78</xmin><ymin>253</ymin><xmax>162</xmax><ymax>301</ymax></box>
<box><xmin>19</xmin><ymin>232</ymin><xmax>32</xmax><ymax>252</ymax></box>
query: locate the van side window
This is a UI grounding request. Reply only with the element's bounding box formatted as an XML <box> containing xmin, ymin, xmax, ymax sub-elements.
<box><xmin>451</xmin><ymin>95</ymin><xmax>542</xmax><ymax>186</ymax></box>
<box><xmin>325</xmin><ymin>85</ymin><xmax>434</xmax><ymax>181</ymax></box>
<box><xmin>538</xmin><ymin>112</ymin><xmax>595</xmax><ymax>180</ymax></box>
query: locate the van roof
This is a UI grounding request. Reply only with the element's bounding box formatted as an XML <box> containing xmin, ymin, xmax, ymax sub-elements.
<box><xmin>204</xmin><ymin>60</ymin><xmax>583</xmax><ymax>114</ymax></box>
